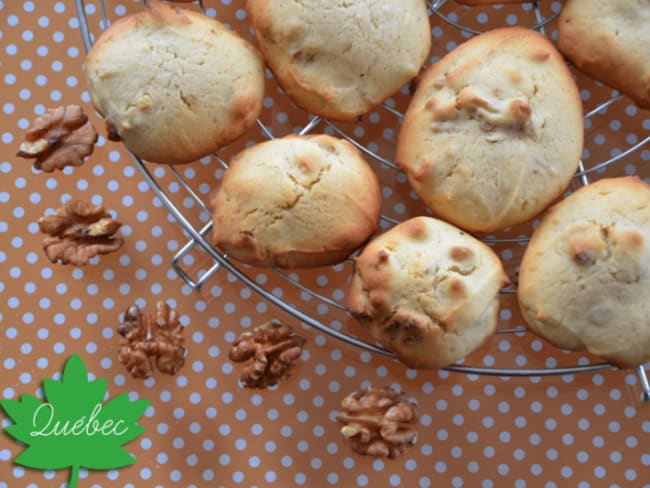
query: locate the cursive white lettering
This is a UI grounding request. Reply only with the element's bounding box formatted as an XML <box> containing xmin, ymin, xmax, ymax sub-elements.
<box><xmin>30</xmin><ymin>403</ymin><xmax>54</xmax><ymax>437</ymax></box>
<box><xmin>113</xmin><ymin>420</ymin><xmax>128</xmax><ymax>436</ymax></box>
<box><xmin>29</xmin><ymin>403</ymin><xmax>128</xmax><ymax>437</ymax></box>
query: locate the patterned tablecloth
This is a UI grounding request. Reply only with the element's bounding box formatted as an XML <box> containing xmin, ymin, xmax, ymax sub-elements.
<box><xmin>1</xmin><ymin>1</ymin><xmax>648</xmax><ymax>487</ymax></box>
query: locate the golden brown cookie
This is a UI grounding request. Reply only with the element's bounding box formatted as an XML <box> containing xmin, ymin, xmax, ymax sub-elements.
<box><xmin>558</xmin><ymin>0</ymin><xmax>650</xmax><ymax>109</ymax></box>
<box><xmin>85</xmin><ymin>0</ymin><xmax>265</xmax><ymax>164</ymax></box>
<box><xmin>247</xmin><ymin>0</ymin><xmax>431</xmax><ymax>121</ymax></box>
<box><xmin>518</xmin><ymin>177</ymin><xmax>650</xmax><ymax>368</ymax></box>
<box><xmin>211</xmin><ymin>134</ymin><xmax>382</xmax><ymax>268</ymax></box>
<box><xmin>397</xmin><ymin>27</ymin><xmax>583</xmax><ymax>232</ymax></box>
<box><xmin>347</xmin><ymin>216</ymin><xmax>509</xmax><ymax>369</ymax></box>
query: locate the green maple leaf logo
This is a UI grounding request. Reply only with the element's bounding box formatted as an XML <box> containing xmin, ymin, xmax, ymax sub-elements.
<box><xmin>0</xmin><ymin>354</ymin><xmax>149</xmax><ymax>487</ymax></box>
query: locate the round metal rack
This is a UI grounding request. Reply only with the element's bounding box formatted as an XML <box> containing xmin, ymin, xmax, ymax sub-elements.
<box><xmin>75</xmin><ymin>0</ymin><xmax>650</xmax><ymax>398</ymax></box>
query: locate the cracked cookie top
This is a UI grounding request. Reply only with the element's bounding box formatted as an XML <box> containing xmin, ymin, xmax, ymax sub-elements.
<box><xmin>397</xmin><ymin>27</ymin><xmax>583</xmax><ymax>232</ymax></box>
<box><xmin>518</xmin><ymin>176</ymin><xmax>650</xmax><ymax>368</ymax></box>
<box><xmin>210</xmin><ymin>134</ymin><xmax>382</xmax><ymax>268</ymax></box>
<box><xmin>85</xmin><ymin>0</ymin><xmax>265</xmax><ymax>164</ymax></box>
<box><xmin>246</xmin><ymin>0</ymin><xmax>431</xmax><ymax>121</ymax></box>
<box><xmin>347</xmin><ymin>216</ymin><xmax>509</xmax><ymax>369</ymax></box>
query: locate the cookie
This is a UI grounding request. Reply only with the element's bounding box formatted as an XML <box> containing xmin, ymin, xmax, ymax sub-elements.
<box><xmin>210</xmin><ymin>134</ymin><xmax>382</xmax><ymax>268</ymax></box>
<box><xmin>246</xmin><ymin>0</ymin><xmax>431</xmax><ymax>121</ymax></box>
<box><xmin>558</xmin><ymin>0</ymin><xmax>650</xmax><ymax>109</ymax></box>
<box><xmin>347</xmin><ymin>216</ymin><xmax>509</xmax><ymax>369</ymax></box>
<box><xmin>518</xmin><ymin>177</ymin><xmax>650</xmax><ymax>368</ymax></box>
<box><xmin>85</xmin><ymin>0</ymin><xmax>265</xmax><ymax>164</ymax></box>
<box><xmin>396</xmin><ymin>27</ymin><xmax>584</xmax><ymax>232</ymax></box>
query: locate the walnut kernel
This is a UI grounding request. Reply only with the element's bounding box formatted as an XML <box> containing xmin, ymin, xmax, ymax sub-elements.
<box><xmin>229</xmin><ymin>321</ymin><xmax>306</xmax><ymax>389</ymax></box>
<box><xmin>117</xmin><ymin>301</ymin><xmax>186</xmax><ymax>379</ymax></box>
<box><xmin>17</xmin><ymin>105</ymin><xmax>98</xmax><ymax>172</ymax></box>
<box><xmin>38</xmin><ymin>200</ymin><xmax>124</xmax><ymax>266</ymax></box>
<box><xmin>337</xmin><ymin>386</ymin><xmax>418</xmax><ymax>458</ymax></box>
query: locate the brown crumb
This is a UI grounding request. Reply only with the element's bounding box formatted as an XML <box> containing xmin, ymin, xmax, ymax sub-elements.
<box><xmin>105</xmin><ymin>119</ymin><xmax>121</xmax><ymax>141</ymax></box>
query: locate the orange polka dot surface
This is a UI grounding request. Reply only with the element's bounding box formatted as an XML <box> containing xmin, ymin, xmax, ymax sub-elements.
<box><xmin>1</xmin><ymin>1</ymin><xmax>649</xmax><ymax>487</ymax></box>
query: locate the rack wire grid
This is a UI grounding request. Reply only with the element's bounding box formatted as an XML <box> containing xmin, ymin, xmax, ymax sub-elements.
<box><xmin>76</xmin><ymin>0</ymin><xmax>650</xmax><ymax>398</ymax></box>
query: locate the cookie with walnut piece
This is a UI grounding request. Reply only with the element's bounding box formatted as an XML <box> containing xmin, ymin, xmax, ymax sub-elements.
<box><xmin>347</xmin><ymin>216</ymin><xmax>509</xmax><ymax>369</ymax></box>
<box><xmin>397</xmin><ymin>27</ymin><xmax>583</xmax><ymax>232</ymax></box>
<box><xmin>518</xmin><ymin>177</ymin><xmax>650</xmax><ymax>368</ymax></box>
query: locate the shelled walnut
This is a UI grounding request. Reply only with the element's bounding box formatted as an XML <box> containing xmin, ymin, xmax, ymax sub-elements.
<box><xmin>336</xmin><ymin>386</ymin><xmax>419</xmax><ymax>458</ymax></box>
<box><xmin>38</xmin><ymin>200</ymin><xmax>124</xmax><ymax>266</ymax></box>
<box><xmin>117</xmin><ymin>301</ymin><xmax>186</xmax><ymax>379</ymax></box>
<box><xmin>229</xmin><ymin>321</ymin><xmax>306</xmax><ymax>389</ymax></box>
<box><xmin>17</xmin><ymin>104</ymin><xmax>98</xmax><ymax>172</ymax></box>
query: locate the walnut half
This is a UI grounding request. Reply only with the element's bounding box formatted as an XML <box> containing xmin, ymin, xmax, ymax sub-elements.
<box><xmin>117</xmin><ymin>301</ymin><xmax>186</xmax><ymax>379</ymax></box>
<box><xmin>38</xmin><ymin>200</ymin><xmax>124</xmax><ymax>266</ymax></box>
<box><xmin>337</xmin><ymin>386</ymin><xmax>419</xmax><ymax>458</ymax></box>
<box><xmin>229</xmin><ymin>321</ymin><xmax>306</xmax><ymax>389</ymax></box>
<box><xmin>17</xmin><ymin>105</ymin><xmax>98</xmax><ymax>172</ymax></box>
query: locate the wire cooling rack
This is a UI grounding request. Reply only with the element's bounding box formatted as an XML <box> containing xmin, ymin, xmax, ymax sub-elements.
<box><xmin>75</xmin><ymin>0</ymin><xmax>650</xmax><ymax>397</ymax></box>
